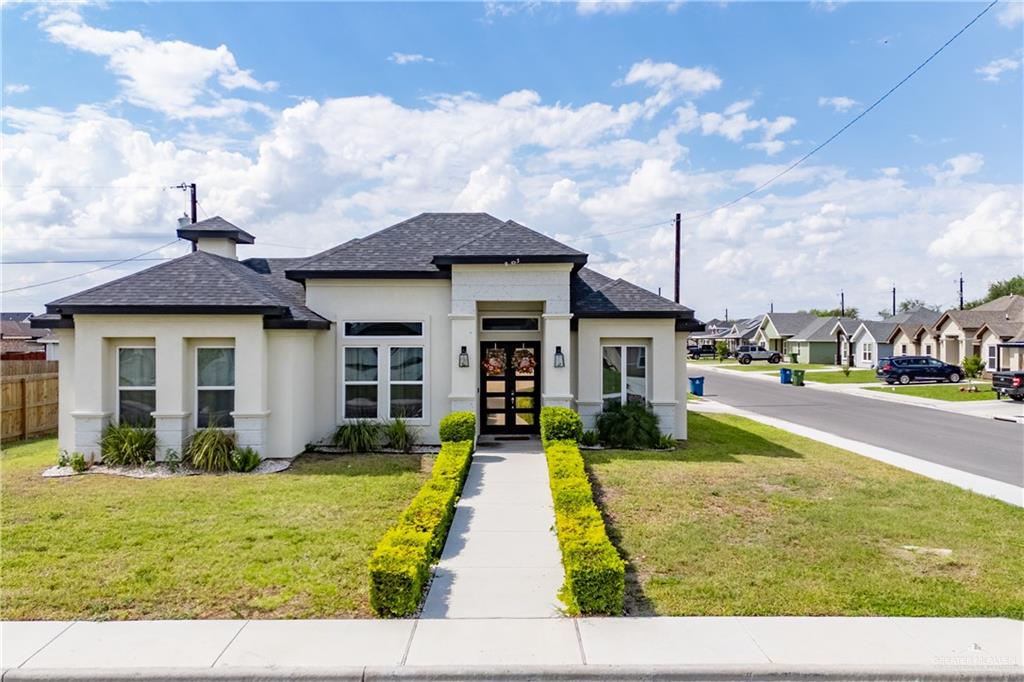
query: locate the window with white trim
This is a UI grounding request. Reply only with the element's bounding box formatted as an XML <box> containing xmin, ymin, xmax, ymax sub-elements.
<box><xmin>344</xmin><ymin>347</ymin><xmax>379</xmax><ymax>419</ymax></box>
<box><xmin>196</xmin><ymin>347</ymin><xmax>235</xmax><ymax>428</ymax></box>
<box><xmin>987</xmin><ymin>345</ymin><xmax>998</xmax><ymax>370</ymax></box>
<box><xmin>343</xmin><ymin>345</ymin><xmax>425</xmax><ymax>420</ymax></box>
<box><xmin>344</xmin><ymin>321</ymin><xmax>422</xmax><ymax>337</ymax></box>
<box><xmin>862</xmin><ymin>342</ymin><xmax>873</xmax><ymax>362</ymax></box>
<box><xmin>601</xmin><ymin>345</ymin><xmax>647</xmax><ymax>411</ymax></box>
<box><xmin>900</xmin><ymin>344</ymin><xmax>908</xmax><ymax>355</ymax></box>
<box><xmin>925</xmin><ymin>343</ymin><xmax>932</xmax><ymax>356</ymax></box>
<box><xmin>118</xmin><ymin>347</ymin><xmax>155</xmax><ymax>426</ymax></box>
<box><xmin>389</xmin><ymin>347</ymin><xmax>423</xmax><ymax>418</ymax></box>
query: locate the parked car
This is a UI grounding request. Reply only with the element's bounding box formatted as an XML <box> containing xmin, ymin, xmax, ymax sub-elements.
<box><xmin>734</xmin><ymin>345</ymin><xmax>782</xmax><ymax>365</ymax></box>
<box><xmin>688</xmin><ymin>344</ymin><xmax>718</xmax><ymax>360</ymax></box>
<box><xmin>875</xmin><ymin>356</ymin><xmax>962</xmax><ymax>385</ymax></box>
<box><xmin>992</xmin><ymin>371</ymin><xmax>1024</xmax><ymax>401</ymax></box>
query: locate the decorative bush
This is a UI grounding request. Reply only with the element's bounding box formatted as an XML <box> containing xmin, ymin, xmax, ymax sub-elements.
<box><xmin>540</xmin><ymin>406</ymin><xmax>583</xmax><ymax>445</ymax></box>
<box><xmin>69</xmin><ymin>452</ymin><xmax>89</xmax><ymax>473</ymax></box>
<box><xmin>438</xmin><ymin>411</ymin><xmax>475</xmax><ymax>445</ymax></box>
<box><xmin>579</xmin><ymin>430</ymin><xmax>600</xmax><ymax>447</ymax></box>
<box><xmin>544</xmin><ymin>439</ymin><xmax>624</xmax><ymax>615</ymax></box>
<box><xmin>715</xmin><ymin>340</ymin><xmax>730</xmax><ymax>362</ymax></box>
<box><xmin>656</xmin><ymin>433</ymin><xmax>677</xmax><ymax>450</ymax></box>
<box><xmin>962</xmin><ymin>355</ymin><xmax>984</xmax><ymax>379</ymax></box>
<box><xmin>596</xmin><ymin>403</ymin><xmax>661</xmax><ymax>449</ymax></box>
<box><xmin>230</xmin><ymin>446</ymin><xmax>261</xmax><ymax>473</ymax></box>
<box><xmin>383</xmin><ymin>418</ymin><xmax>419</xmax><ymax>453</ymax></box>
<box><xmin>333</xmin><ymin>420</ymin><xmax>383</xmax><ymax>453</ymax></box>
<box><xmin>186</xmin><ymin>427</ymin><xmax>235</xmax><ymax>472</ymax></box>
<box><xmin>368</xmin><ymin>439</ymin><xmax>473</xmax><ymax>617</ymax></box>
<box><xmin>100</xmin><ymin>422</ymin><xmax>157</xmax><ymax>466</ymax></box>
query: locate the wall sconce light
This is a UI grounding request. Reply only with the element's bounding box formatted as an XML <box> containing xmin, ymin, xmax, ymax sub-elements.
<box><xmin>553</xmin><ymin>345</ymin><xmax>565</xmax><ymax>368</ymax></box>
<box><xmin>458</xmin><ymin>346</ymin><xmax>470</xmax><ymax>368</ymax></box>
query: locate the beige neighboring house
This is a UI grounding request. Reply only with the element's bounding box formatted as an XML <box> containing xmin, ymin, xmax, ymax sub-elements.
<box><xmin>31</xmin><ymin>213</ymin><xmax>704</xmax><ymax>462</ymax></box>
<box><xmin>925</xmin><ymin>295</ymin><xmax>1024</xmax><ymax>367</ymax></box>
<box><xmin>975</xmin><ymin>320</ymin><xmax>1024</xmax><ymax>373</ymax></box>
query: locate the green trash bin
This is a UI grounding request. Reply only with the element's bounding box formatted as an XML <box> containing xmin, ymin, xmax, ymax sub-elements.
<box><xmin>788</xmin><ymin>353</ymin><xmax>798</xmax><ymax>364</ymax></box>
<box><xmin>792</xmin><ymin>369</ymin><xmax>806</xmax><ymax>386</ymax></box>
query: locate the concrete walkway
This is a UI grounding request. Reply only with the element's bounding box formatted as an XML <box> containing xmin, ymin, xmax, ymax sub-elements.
<box><xmin>3</xmin><ymin>617</ymin><xmax>1020</xmax><ymax>678</ymax></box>
<box><xmin>420</xmin><ymin>436</ymin><xmax>565</xmax><ymax>618</ymax></box>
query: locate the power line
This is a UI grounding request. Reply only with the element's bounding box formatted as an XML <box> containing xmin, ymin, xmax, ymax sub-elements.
<box><xmin>1</xmin><ymin>240</ymin><xmax>184</xmax><ymax>295</ymax></box>
<box><xmin>2</xmin><ymin>257</ymin><xmax>170</xmax><ymax>265</ymax></box>
<box><xmin>1</xmin><ymin>185</ymin><xmax>172</xmax><ymax>190</ymax></box>
<box><xmin>575</xmin><ymin>0</ymin><xmax>1000</xmax><ymax>242</ymax></box>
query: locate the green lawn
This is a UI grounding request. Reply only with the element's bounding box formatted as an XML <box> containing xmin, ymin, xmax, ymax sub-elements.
<box><xmin>804</xmin><ymin>369</ymin><xmax>879</xmax><ymax>384</ymax></box>
<box><xmin>718</xmin><ymin>362</ymin><xmax>836</xmax><ymax>373</ymax></box>
<box><xmin>1</xmin><ymin>438</ymin><xmax>428</xmax><ymax>620</ymax></box>
<box><xmin>865</xmin><ymin>382</ymin><xmax>998</xmax><ymax>402</ymax></box>
<box><xmin>586</xmin><ymin>413</ymin><xmax>1024</xmax><ymax>617</ymax></box>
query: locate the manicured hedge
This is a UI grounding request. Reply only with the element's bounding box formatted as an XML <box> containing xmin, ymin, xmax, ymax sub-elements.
<box><xmin>439</xmin><ymin>411</ymin><xmax>476</xmax><ymax>446</ymax></box>
<box><xmin>544</xmin><ymin>439</ymin><xmax>625</xmax><ymax>615</ymax></box>
<box><xmin>540</xmin><ymin>406</ymin><xmax>583</xmax><ymax>445</ymax></box>
<box><xmin>368</xmin><ymin>439</ymin><xmax>473</xmax><ymax>617</ymax></box>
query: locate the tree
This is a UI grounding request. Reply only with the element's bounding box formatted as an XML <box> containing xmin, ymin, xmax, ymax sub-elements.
<box><xmin>803</xmin><ymin>307</ymin><xmax>860</xmax><ymax>319</ymax></box>
<box><xmin>715</xmin><ymin>340</ymin><xmax>730</xmax><ymax>363</ymax></box>
<box><xmin>878</xmin><ymin>299</ymin><xmax>942</xmax><ymax>318</ymax></box>
<box><xmin>965</xmin><ymin>276</ymin><xmax>1024</xmax><ymax>309</ymax></box>
<box><xmin>962</xmin><ymin>355</ymin><xmax>985</xmax><ymax>379</ymax></box>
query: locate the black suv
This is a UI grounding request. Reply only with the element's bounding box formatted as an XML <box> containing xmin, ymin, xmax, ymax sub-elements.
<box><xmin>876</xmin><ymin>356</ymin><xmax>962</xmax><ymax>385</ymax></box>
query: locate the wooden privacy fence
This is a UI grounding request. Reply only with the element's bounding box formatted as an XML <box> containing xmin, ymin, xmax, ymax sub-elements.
<box><xmin>2</xmin><ymin>362</ymin><xmax>59</xmax><ymax>442</ymax></box>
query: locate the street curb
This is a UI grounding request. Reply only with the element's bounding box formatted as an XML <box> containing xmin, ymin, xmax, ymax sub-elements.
<box><xmin>4</xmin><ymin>666</ymin><xmax>1023</xmax><ymax>682</ymax></box>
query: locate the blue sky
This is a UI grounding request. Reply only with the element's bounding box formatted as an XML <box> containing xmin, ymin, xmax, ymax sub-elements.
<box><xmin>3</xmin><ymin>1</ymin><xmax>1022</xmax><ymax>319</ymax></box>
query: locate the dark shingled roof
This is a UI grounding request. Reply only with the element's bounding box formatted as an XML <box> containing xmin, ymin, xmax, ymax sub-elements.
<box><xmin>45</xmin><ymin>251</ymin><xmax>328</xmax><ymax>329</ymax></box>
<box><xmin>764</xmin><ymin>312</ymin><xmax>819</xmax><ymax>336</ymax></box>
<box><xmin>569</xmin><ymin>267</ymin><xmax>698</xmax><ymax>327</ymax></box>
<box><xmin>176</xmin><ymin>216</ymin><xmax>255</xmax><ymax>244</ymax></box>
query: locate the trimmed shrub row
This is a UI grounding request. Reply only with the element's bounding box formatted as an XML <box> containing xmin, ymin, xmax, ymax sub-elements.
<box><xmin>439</xmin><ymin>411</ymin><xmax>476</xmax><ymax>445</ymax></box>
<box><xmin>540</xmin><ymin>405</ymin><xmax>583</xmax><ymax>445</ymax></box>
<box><xmin>368</xmin><ymin>438</ymin><xmax>474</xmax><ymax>617</ymax></box>
<box><xmin>544</xmin><ymin>438</ymin><xmax>625</xmax><ymax>615</ymax></box>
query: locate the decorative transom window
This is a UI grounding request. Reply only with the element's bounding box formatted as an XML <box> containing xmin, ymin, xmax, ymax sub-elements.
<box><xmin>343</xmin><ymin>322</ymin><xmax>422</xmax><ymax>337</ymax></box>
<box><xmin>196</xmin><ymin>347</ymin><xmax>235</xmax><ymax>428</ymax></box>
<box><xmin>601</xmin><ymin>345</ymin><xmax>647</xmax><ymax>411</ymax></box>
<box><xmin>987</xmin><ymin>345</ymin><xmax>998</xmax><ymax>370</ymax></box>
<box><xmin>118</xmin><ymin>347</ymin><xmax>155</xmax><ymax>426</ymax></box>
<box><xmin>481</xmin><ymin>317</ymin><xmax>540</xmax><ymax>332</ymax></box>
<box><xmin>343</xmin><ymin>345</ymin><xmax>424</xmax><ymax>420</ymax></box>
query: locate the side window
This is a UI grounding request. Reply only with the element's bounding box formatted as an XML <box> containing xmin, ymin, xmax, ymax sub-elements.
<box><xmin>197</xmin><ymin>348</ymin><xmax>235</xmax><ymax>428</ymax></box>
<box><xmin>344</xmin><ymin>347</ymin><xmax>379</xmax><ymax>419</ymax></box>
<box><xmin>602</xmin><ymin>345</ymin><xmax>647</xmax><ymax>411</ymax></box>
<box><xmin>118</xmin><ymin>347</ymin><xmax>155</xmax><ymax>426</ymax></box>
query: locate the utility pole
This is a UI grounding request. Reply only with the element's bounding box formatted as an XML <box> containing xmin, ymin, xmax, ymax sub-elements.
<box><xmin>725</xmin><ymin>307</ymin><xmax>729</xmax><ymax>322</ymax></box>
<box><xmin>840</xmin><ymin>290</ymin><xmax>845</xmax><ymax>317</ymax></box>
<box><xmin>892</xmin><ymin>285</ymin><xmax>896</xmax><ymax>316</ymax></box>
<box><xmin>674</xmin><ymin>212</ymin><xmax>681</xmax><ymax>304</ymax></box>
<box><xmin>770</xmin><ymin>300</ymin><xmax>774</xmax><ymax>314</ymax></box>
<box><xmin>959</xmin><ymin>273</ymin><xmax>964</xmax><ymax>310</ymax></box>
<box><xmin>175</xmin><ymin>183</ymin><xmax>198</xmax><ymax>251</ymax></box>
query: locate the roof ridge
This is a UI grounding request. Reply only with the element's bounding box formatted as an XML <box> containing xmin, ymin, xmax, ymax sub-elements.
<box><xmin>444</xmin><ymin>221</ymin><xmax>506</xmax><ymax>253</ymax></box>
<box><xmin>297</xmin><ymin>216</ymin><xmax>421</xmax><ymax>270</ymax></box>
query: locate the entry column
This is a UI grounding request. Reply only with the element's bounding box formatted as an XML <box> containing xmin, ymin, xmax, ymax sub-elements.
<box><xmin>541</xmin><ymin>312</ymin><xmax>572</xmax><ymax>408</ymax></box>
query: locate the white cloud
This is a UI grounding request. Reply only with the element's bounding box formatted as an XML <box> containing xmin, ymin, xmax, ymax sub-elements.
<box><xmin>4</xmin><ymin>83</ymin><xmax>31</xmax><ymax>94</ymax></box>
<box><xmin>699</xmin><ymin>101</ymin><xmax>796</xmax><ymax>155</ymax></box>
<box><xmin>926</xmin><ymin>153</ymin><xmax>984</xmax><ymax>184</ymax></box>
<box><xmin>577</xmin><ymin>1</ymin><xmax>634</xmax><ymax>15</ymax></box>
<box><xmin>620</xmin><ymin>59</ymin><xmax>722</xmax><ymax>97</ymax></box>
<box><xmin>388</xmin><ymin>52</ymin><xmax>434</xmax><ymax>65</ymax></box>
<box><xmin>975</xmin><ymin>56</ymin><xmax>1021</xmax><ymax>82</ymax></box>
<box><xmin>39</xmin><ymin>9</ymin><xmax>276</xmax><ymax>118</ymax></box>
<box><xmin>928</xmin><ymin>191</ymin><xmax>1023</xmax><ymax>258</ymax></box>
<box><xmin>998</xmin><ymin>2</ymin><xmax>1024</xmax><ymax>28</ymax></box>
<box><xmin>817</xmin><ymin>95</ymin><xmax>859</xmax><ymax>112</ymax></box>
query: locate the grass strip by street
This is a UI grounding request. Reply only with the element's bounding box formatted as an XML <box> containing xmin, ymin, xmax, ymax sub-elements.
<box><xmin>865</xmin><ymin>382</ymin><xmax>998</xmax><ymax>402</ymax></box>
<box><xmin>804</xmin><ymin>369</ymin><xmax>879</xmax><ymax>384</ymax></box>
<box><xmin>540</xmin><ymin>407</ymin><xmax>625</xmax><ymax>615</ymax></box>
<box><xmin>716</xmin><ymin>363</ymin><xmax>837</xmax><ymax>372</ymax></box>
<box><xmin>367</xmin><ymin>416</ymin><xmax>474</xmax><ymax>617</ymax></box>
<box><xmin>587</xmin><ymin>412</ymin><xmax>1024</xmax><ymax>618</ymax></box>
<box><xmin>1</xmin><ymin>437</ymin><xmax>428</xmax><ymax>620</ymax></box>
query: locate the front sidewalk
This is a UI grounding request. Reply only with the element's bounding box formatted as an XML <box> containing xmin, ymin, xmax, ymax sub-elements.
<box><xmin>3</xmin><ymin>617</ymin><xmax>1021</xmax><ymax>679</ymax></box>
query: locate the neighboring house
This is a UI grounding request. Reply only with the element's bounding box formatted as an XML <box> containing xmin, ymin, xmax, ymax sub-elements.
<box><xmin>722</xmin><ymin>315</ymin><xmax>764</xmax><ymax>352</ymax></box>
<box><xmin>753</xmin><ymin>312</ymin><xmax>818</xmax><ymax>354</ymax></box>
<box><xmin>689</xmin><ymin>318</ymin><xmax>731</xmax><ymax>347</ymax></box>
<box><xmin>974</xmin><ymin>321</ymin><xmax>1024</xmax><ymax>373</ymax></box>
<box><xmin>32</xmin><ymin>213</ymin><xmax>704</xmax><ymax>461</ymax></box>
<box><xmin>0</xmin><ymin>318</ymin><xmax>57</xmax><ymax>360</ymax></box>
<box><xmin>926</xmin><ymin>295</ymin><xmax>1024</xmax><ymax>366</ymax></box>
<box><xmin>786</xmin><ymin>316</ymin><xmax>857</xmax><ymax>365</ymax></box>
<box><xmin>845</xmin><ymin>309</ymin><xmax>940</xmax><ymax>369</ymax></box>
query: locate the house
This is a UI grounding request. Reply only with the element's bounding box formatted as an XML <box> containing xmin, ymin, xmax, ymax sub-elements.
<box><xmin>722</xmin><ymin>315</ymin><xmax>764</xmax><ymax>351</ymax></box>
<box><xmin>753</xmin><ymin>312</ymin><xmax>818</xmax><ymax>354</ymax></box>
<box><xmin>31</xmin><ymin>213</ymin><xmax>704</xmax><ymax>461</ymax></box>
<box><xmin>688</xmin><ymin>318</ymin><xmax>732</xmax><ymax>348</ymax></box>
<box><xmin>925</xmin><ymin>295</ymin><xmax>1024</xmax><ymax>366</ymax></box>
<box><xmin>0</xmin><ymin>318</ymin><xmax>58</xmax><ymax>361</ymax></box>
<box><xmin>845</xmin><ymin>309</ymin><xmax>940</xmax><ymax>369</ymax></box>
<box><xmin>974</xmin><ymin>321</ymin><xmax>1024</xmax><ymax>372</ymax></box>
<box><xmin>785</xmin><ymin>316</ymin><xmax>857</xmax><ymax>365</ymax></box>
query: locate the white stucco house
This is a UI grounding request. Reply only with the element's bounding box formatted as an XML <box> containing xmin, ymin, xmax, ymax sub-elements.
<box><xmin>32</xmin><ymin>213</ymin><xmax>704</xmax><ymax>461</ymax></box>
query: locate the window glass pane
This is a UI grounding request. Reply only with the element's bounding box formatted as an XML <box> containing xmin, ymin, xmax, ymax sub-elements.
<box><xmin>119</xmin><ymin>389</ymin><xmax>155</xmax><ymax>426</ymax></box>
<box><xmin>345</xmin><ymin>322</ymin><xmax>422</xmax><ymax>337</ymax></box>
<box><xmin>515</xmin><ymin>396</ymin><xmax>534</xmax><ymax>410</ymax></box>
<box><xmin>390</xmin><ymin>347</ymin><xmax>423</xmax><ymax>382</ymax></box>
<box><xmin>390</xmin><ymin>384</ymin><xmax>423</xmax><ymax>419</ymax></box>
<box><xmin>486</xmin><ymin>397</ymin><xmax>504</xmax><ymax>410</ymax></box>
<box><xmin>119</xmin><ymin>348</ymin><xmax>155</xmax><ymax>387</ymax></box>
<box><xmin>626</xmin><ymin>347</ymin><xmax>646</xmax><ymax>404</ymax></box>
<box><xmin>345</xmin><ymin>347</ymin><xmax>378</xmax><ymax>381</ymax></box>
<box><xmin>602</xmin><ymin>347</ymin><xmax>622</xmax><ymax>407</ymax></box>
<box><xmin>486</xmin><ymin>380</ymin><xmax>504</xmax><ymax>393</ymax></box>
<box><xmin>198</xmin><ymin>348</ymin><xmax>234</xmax><ymax>387</ymax></box>
<box><xmin>344</xmin><ymin>384</ymin><xmax>378</xmax><ymax>418</ymax></box>
<box><xmin>481</xmin><ymin>318</ymin><xmax>539</xmax><ymax>331</ymax></box>
<box><xmin>515</xmin><ymin>413</ymin><xmax>535</xmax><ymax>425</ymax></box>
<box><xmin>515</xmin><ymin>380</ymin><xmax>535</xmax><ymax>393</ymax></box>
<box><xmin>197</xmin><ymin>389</ymin><xmax>234</xmax><ymax>428</ymax></box>
<box><xmin>486</xmin><ymin>413</ymin><xmax>505</xmax><ymax>426</ymax></box>
<box><xmin>513</xmin><ymin>347</ymin><xmax>536</xmax><ymax>376</ymax></box>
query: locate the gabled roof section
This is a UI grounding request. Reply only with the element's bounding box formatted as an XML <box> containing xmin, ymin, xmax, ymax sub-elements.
<box><xmin>288</xmin><ymin>213</ymin><xmax>586</xmax><ymax>279</ymax></box>
<box><xmin>852</xmin><ymin>320</ymin><xmax>897</xmax><ymax>342</ymax></box>
<box><xmin>763</xmin><ymin>312</ymin><xmax>818</xmax><ymax>337</ymax></box>
<box><xmin>569</xmin><ymin>268</ymin><xmax>699</xmax><ymax>329</ymax></box>
<box><xmin>44</xmin><ymin>251</ymin><xmax>329</xmax><ymax>329</ymax></box>
<box><xmin>974</xmin><ymin>320</ymin><xmax>1024</xmax><ymax>341</ymax></box>
<box><xmin>176</xmin><ymin>216</ymin><xmax>255</xmax><ymax>244</ymax></box>
<box><xmin>791</xmin><ymin>316</ymin><xmax>850</xmax><ymax>342</ymax></box>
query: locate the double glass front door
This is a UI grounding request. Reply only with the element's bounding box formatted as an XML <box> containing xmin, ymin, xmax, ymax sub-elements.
<box><xmin>480</xmin><ymin>341</ymin><xmax>541</xmax><ymax>434</ymax></box>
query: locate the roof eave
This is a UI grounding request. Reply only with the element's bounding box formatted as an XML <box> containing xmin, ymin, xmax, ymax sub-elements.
<box><xmin>431</xmin><ymin>254</ymin><xmax>588</xmax><ymax>267</ymax></box>
<box><xmin>284</xmin><ymin>269</ymin><xmax>452</xmax><ymax>282</ymax></box>
<box><xmin>176</xmin><ymin>228</ymin><xmax>256</xmax><ymax>244</ymax></box>
<box><xmin>45</xmin><ymin>304</ymin><xmax>288</xmax><ymax>316</ymax></box>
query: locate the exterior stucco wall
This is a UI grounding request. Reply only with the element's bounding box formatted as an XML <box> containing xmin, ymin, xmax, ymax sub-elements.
<box><xmin>56</xmin><ymin>329</ymin><xmax>75</xmax><ymax>455</ymax></box>
<box><xmin>305</xmin><ymin>278</ymin><xmax>452</xmax><ymax>445</ymax></box>
<box><xmin>891</xmin><ymin>330</ymin><xmax>916</xmax><ymax>356</ymax></box>
<box><xmin>267</xmin><ymin>331</ymin><xmax>317</xmax><ymax>457</ymax></box>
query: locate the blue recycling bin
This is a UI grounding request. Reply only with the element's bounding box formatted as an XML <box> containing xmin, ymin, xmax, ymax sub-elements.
<box><xmin>780</xmin><ymin>367</ymin><xmax>792</xmax><ymax>384</ymax></box>
<box><xmin>689</xmin><ymin>376</ymin><xmax>705</xmax><ymax>397</ymax></box>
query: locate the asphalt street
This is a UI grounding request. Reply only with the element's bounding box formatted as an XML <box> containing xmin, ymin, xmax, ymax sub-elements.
<box><xmin>698</xmin><ymin>370</ymin><xmax>1024</xmax><ymax>486</ymax></box>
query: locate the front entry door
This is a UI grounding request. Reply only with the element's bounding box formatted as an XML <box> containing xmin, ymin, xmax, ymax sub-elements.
<box><xmin>480</xmin><ymin>341</ymin><xmax>541</xmax><ymax>434</ymax></box>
